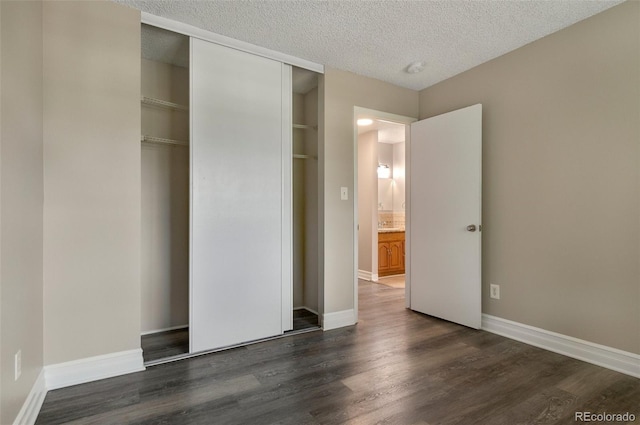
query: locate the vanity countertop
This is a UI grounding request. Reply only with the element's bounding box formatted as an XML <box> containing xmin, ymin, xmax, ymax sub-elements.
<box><xmin>378</xmin><ymin>227</ymin><xmax>405</xmax><ymax>233</ymax></box>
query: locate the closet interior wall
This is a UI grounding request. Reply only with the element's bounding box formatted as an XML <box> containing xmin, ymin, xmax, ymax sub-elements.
<box><xmin>293</xmin><ymin>93</ymin><xmax>306</xmax><ymax>308</ymax></box>
<box><xmin>140</xmin><ymin>56</ymin><xmax>189</xmax><ymax>334</ymax></box>
<box><xmin>292</xmin><ymin>68</ymin><xmax>319</xmax><ymax>315</ymax></box>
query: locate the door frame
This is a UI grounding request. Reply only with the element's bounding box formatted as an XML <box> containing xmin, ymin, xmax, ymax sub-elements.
<box><xmin>353</xmin><ymin>107</ymin><xmax>417</xmax><ymax>320</ymax></box>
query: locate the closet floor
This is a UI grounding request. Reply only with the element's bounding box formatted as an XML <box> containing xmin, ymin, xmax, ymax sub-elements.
<box><xmin>292</xmin><ymin>308</ymin><xmax>320</xmax><ymax>331</ymax></box>
<box><xmin>141</xmin><ymin>328</ymin><xmax>189</xmax><ymax>363</ymax></box>
<box><xmin>142</xmin><ymin>311</ymin><xmax>320</xmax><ymax>364</ymax></box>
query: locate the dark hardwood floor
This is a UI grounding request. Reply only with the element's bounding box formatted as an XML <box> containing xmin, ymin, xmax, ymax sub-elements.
<box><xmin>36</xmin><ymin>281</ymin><xmax>639</xmax><ymax>424</ymax></box>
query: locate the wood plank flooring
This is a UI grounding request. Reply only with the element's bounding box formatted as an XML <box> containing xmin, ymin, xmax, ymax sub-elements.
<box><xmin>376</xmin><ymin>275</ymin><xmax>405</xmax><ymax>289</ymax></box>
<box><xmin>36</xmin><ymin>281</ymin><xmax>639</xmax><ymax>424</ymax></box>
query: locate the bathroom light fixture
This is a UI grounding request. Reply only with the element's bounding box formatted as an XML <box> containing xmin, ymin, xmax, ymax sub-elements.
<box><xmin>357</xmin><ymin>118</ymin><xmax>373</xmax><ymax>126</ymax></box>
<box><xmin>405</xmin><ymin>61</ymin><xmax>426</xmax><ymax>74</ymax></box>
<box><xmin>377</xmin><ymin>164</ymin><xmax>391</xmax><ymax>179</ymax></box>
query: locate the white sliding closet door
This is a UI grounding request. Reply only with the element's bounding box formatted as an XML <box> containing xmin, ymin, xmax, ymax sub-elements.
<box><xmin>190</xmin><ymin>38</ymin><xmax>292</xmax><ymax>353</ymax></box>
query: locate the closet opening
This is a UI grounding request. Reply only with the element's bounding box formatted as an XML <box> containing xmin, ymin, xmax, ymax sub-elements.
<box><xmin>290</xmin><ymin>66</ymin><xmax>321</xmax><ymax>333</ymax></box>
<box><xmin>139</xmin><ymin>22</ymin><xmax>323</xmax><ymax>365</ymax></box>
<box><xmin>140</xmin><ymin>24</ymin><xmax>190</xmax><ymax>364</ymax></box>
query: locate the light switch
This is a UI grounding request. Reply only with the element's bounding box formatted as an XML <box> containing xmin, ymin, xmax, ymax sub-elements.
<box><xmin>340</xmin><ymin>187</ymin><xmax>348</xmax><ymax>200</ymax></box>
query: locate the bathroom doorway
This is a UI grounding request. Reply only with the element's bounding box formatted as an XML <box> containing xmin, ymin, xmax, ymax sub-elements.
<box><xmin>354</xmin><ymin>107</ymin><xmax>416</xmax><ymax>313</ymax></box>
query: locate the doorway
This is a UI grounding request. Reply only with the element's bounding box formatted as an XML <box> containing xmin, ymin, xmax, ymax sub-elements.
<box><xmin>354</xmin><ymin>107</ymin><xmax>416</xmax><ymax>316</ymax></box>
<box><xmin>355</xmin><ymin>104</ymin><xmax>482</xmax><ymax>329</ymax></box>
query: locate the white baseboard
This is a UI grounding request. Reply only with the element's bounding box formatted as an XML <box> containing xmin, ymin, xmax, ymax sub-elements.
<box><xmin>141</xmin><ymin>324</ymin><xmax>188</xmax><ymax>336</ymax></box>
<box><xmin>372</xmin><ymin>273</ymin><xmax>379</xmax><ymax>281</ymax></box>
<box><xmin>13</xmin><ymin>369</ymin><xmax>47</xmax><ymax>425</ymax></box>
<box><xmin>45</xmin><ymin>348</ymin><xmax>145</xmax><ymax>390</ymax></box>
<box><xmin>482</xmin><ymin>314</ymin><xmax>640</xmax><ymax>378</ymax></box>
<box><xmin>358</xmin><ymin>270</ymin><xmax>373</xmax><ymax>281</ymax></box>
<box><xmin>323</xmin><ymin>309</ymin><xmax>356</xmax><ymax>331</ymax></box>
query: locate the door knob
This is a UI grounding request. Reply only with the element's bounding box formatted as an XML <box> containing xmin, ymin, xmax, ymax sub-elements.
<box><xmin>466</xmin><ymin>224</ymin><xmax>477</xmax><ymax>232</ymax></box>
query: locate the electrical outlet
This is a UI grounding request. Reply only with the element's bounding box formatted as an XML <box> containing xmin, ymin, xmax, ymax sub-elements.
<box><xmin>15</xmin><ymin>350</ymin><xmax>21</xmax><ymax>381</ymax></box>
<box><xmin>490</xmin><ymin>284</ymin><xmax>500</xmax><ymax>300</ymax></box>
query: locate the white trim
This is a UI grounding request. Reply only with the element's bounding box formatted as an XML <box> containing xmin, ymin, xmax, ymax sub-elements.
<box><xmin>482</xmin><ymin>314</ymin><xmax>640</xmax><ymax>378</ymax></box>
<box><xmin>141</xmin><ymin>12</ymin><xmax>324</xmax><ymax>74</ymax></box>
<box><xmin>281</xmin><ymin>63</ymin><xmax>293</xmax><ymax>332</ymax></box>
<box><xmin>45</xmin><ymin>349</ymin><xmax>145</xmax><ymax>390</ymax></box>
<box><xmin>13</xmin><ymin>369</ymin><xmax>46</xmax><ymax>425</ymax></box>
<box><xmin>322</xmin><ymin>309</ymin><xmax>357</xmax><ymax>331</ymax></box>
<box><xmin>188</xmin><ymin>36</ymin><xmax>194</xmax><ymax>354</ymax></box>
<box><xmin>352</xmin><ymin>110</ymin><xmax>359</xmax><ymax>325</ymax></box>
<box><xmin>372</xmin><ymin>273</ymin><xmax>379</xmax><ymax>282</ymax></box>
<box><xmin>140</xmin><ymin>324</ymin><xmax>188</xmax><ymax>336</ymax></box>
<box><xmin>358</xmin><ymin>269</ymin><xmax>373</xmax><ymax>281</ymax></box>
<box><xmin>404</xmin><ymin>125</ymin><xmax>411</xmax><ymax>309</ymax></box>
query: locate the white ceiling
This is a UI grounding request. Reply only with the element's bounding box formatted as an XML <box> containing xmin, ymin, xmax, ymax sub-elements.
<box><xmin>120</xmin><ymin>0</ymin><xmax>624</xmax><ymax>91</ymax></box>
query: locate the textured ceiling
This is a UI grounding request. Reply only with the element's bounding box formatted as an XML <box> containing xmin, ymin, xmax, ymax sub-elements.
<box><xmin>140</xmin><ymin>25</ymin><xmax>319</xmax><ymax>93</ymax></box>
<box><xmin>121</xmin><ymin>0</ymin><xmax>623</xmax><ymax>91</ymax></box>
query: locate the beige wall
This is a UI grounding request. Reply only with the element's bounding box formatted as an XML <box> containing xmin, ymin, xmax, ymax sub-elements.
<box><xmin>293</xmin><ymin>92</ymin><xmax>306</xmax><ymax>308</ymax></box>
<box><xmin>141</xmin><ymin>59</ymin><xmax>189</xmax><ymax>333</ymax></box>
<box><xmin>357</xmin><ymin>131</ymin><xmax>378</xmax><ymax>275</ymax></box>
<box><xmin>43</xmin><ymin>1</ymin><xmax>142</xmax><ymax>364</ymax></box>
<box><xmin>323</xmin><ymin>68</ymin><xmax>418</xmax><ymax>314</ymax></box>
<box><xmin>392</xmin><ymin>142</ymin><xmax>405</xmax><ymax>212</ymax></box>
<box><xmin>303</xmin><ymin>87</ymin><xmax>320</xmax><ymax>312</ymax></box>
<box><xmin>0</xmin><ymin>1</ymin><xmax>44</xmax><ymax>423</ymax></box>
<box><xmin>377</xmin><ymin>143</ymin><xmax>393</xmax><ymax>211</ymax></box>
<box><xmin>419</xmin><ymin>1</ymin><xmax>639</xmax><ymax>354</ymax></box>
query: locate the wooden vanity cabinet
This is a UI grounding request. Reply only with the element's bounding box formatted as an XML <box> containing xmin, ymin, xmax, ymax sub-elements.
<box><xmin>378</xmin><ymin>231</ymin><xmax>405</xmax><ymax>277</ymax></box>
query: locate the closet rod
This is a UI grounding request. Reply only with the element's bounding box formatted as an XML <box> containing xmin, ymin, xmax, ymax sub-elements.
<box><xmin>141</xmin><ymin>96</ymin><xmax>189</xmax><ymax>111</ymax></box>
<box><xmin>293</xmin><ymin>154</ymin><xmax>316</xmax><ymax>160</ymax></box>
<box><xmin>141</xmin><ymin>135</ymin><xmax>189</xmax><ymax>147</ymax></box>
<box><xmin>293</xmin><ymin>124</ymin><xmax>317</xmax><ymax>130</ymax></box>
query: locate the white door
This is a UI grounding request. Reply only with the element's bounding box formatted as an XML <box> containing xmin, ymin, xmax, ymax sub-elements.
<box><xmin>190</xmin><ymin>38</ymin><xmax>292</xmax><ymax>353</ymax></box>
<box><xmin>409</xmin><ymin>104</ymin><xmax>482</xmax><ymax>329</ymax></box>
